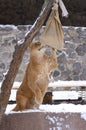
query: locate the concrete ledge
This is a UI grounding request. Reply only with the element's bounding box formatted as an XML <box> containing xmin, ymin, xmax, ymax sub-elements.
<box><xmin>1</xmin><ymin>81</ymin><xmax>86</xmax><ymax>89</ymax></box>
<box><xmin>1</xmin><ymin>112</ymin><xmax>86</xmax><ymax>130</ymax></box>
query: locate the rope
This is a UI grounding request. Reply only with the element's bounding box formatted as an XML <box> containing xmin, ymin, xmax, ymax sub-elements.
<box><xmin>55</xmin><ymin>0</ymin><xmax>68</xmax><ymax>17</ymax></box>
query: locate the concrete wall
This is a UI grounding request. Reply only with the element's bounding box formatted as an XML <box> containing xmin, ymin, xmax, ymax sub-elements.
<box><xmin>0</xmin><ymin>25</ymin><xmax>86</xmax><ymax>82</ymax></box>
<box><xmin>1</xmin><ymin>112</ymin><xmax>86</xmax><ymax>130</ymax></box>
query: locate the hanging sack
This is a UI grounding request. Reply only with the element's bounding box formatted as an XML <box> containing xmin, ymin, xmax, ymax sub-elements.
<box><xmin>40</xmin><ymin>3</ymin><xmax>64</xmax><ymax>50</ymax></box>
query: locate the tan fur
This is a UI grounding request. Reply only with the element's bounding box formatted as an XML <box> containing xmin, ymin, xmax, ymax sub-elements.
<box><xmin>12</xmin><ymin>42</ymin><xmax>57</xmax><ymax>111</ymax></box>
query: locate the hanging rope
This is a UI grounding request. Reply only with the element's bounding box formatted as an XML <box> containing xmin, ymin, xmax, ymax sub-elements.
<box><xmin>55</xmin><ymin>0</ymin><xmax>68</xmax><ymax>17</ymax></box>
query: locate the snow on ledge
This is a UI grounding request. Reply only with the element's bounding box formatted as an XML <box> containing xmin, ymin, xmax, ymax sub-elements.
<box><xmin>0</xmin><ymin>24</ymin><xmax>17</xmax><ymax>30</ymax></box>
<box><xmin>5</xmin><ymin>103</ymin><xmax>86</xmax><ymax>115</ymax></box>
<box><xmin>49</xmin><ymin>80</ymin><xmax>86</xmax><ymax>88</ymax></box>
<box><xmin>81</xmin><ymin>113</ymin><xmax>86</xmax><ymax>121</ymax></box>
<box><xmin>0</xmin><ymin>80</ymin><xmax>86</xmax><ymax>90</ymax></box>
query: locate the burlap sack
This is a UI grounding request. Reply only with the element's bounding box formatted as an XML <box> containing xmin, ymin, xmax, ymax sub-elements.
<box><xmin>40</xmin><ymin>3</ymin><xmax>64</xmax><ymax>50</ymax></box>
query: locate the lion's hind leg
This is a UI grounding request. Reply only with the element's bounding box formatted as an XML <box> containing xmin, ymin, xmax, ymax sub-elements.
<box><xmin>12</xmin><ymin>95</ymin><xmax>28</xmax><ymax>111</ymax></box>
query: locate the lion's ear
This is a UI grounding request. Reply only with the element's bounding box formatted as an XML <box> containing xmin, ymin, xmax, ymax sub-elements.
<box><xmin>34</xmin><ymin>42</ymin><xmax>42</xmax><ymax>49</ymax></box>
<box><xmin>29</xmin><ymin>42</ymin><xmax>42</xmax><ymax>50</ymax></box>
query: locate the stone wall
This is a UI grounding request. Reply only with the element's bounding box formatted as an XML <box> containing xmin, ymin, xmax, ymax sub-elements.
<box><xmin>0</xmin><ymin>25</ymin><xmax>86</xmax><ymax>82</ymax></box>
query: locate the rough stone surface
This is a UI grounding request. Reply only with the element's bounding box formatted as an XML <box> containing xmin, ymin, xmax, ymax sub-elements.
<box><xmin>0</xmin><ymin>25</ymin><xmax>86</xmax><ymax>82</ymax></box>
<box><xmin>72</xmin><ymin>62</ymin><xmax>81</xmax><ymax>75</ymax></box>
<box><xmin>76</xmin><ymin>43</ymin><xmax>86</xmax><ymax>56</ymax></box>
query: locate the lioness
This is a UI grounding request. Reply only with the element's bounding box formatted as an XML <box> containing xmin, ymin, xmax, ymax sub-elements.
<box><xmin>13</xmin><ymin>42</ymin><xmax>57</xmax><ymax>111</ymax></box>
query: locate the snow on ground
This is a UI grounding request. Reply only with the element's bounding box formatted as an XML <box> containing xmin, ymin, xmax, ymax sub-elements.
<box><xmin>6</xmin><ymin>103</ymin><xmax>86</xmax><ymax>114</ymax></box>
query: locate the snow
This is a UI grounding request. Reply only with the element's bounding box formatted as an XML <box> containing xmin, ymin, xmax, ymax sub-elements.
<box><xmin>9</xmin><ymin>90</ymin><xmax>17</xmax><ymax>100</ymax></box>
<box><xmin>49</xmin><ymin>80</ymin><xmax>86</xmax><ymax>88</ymax></box>
<box><xmin>46</xmin><ymin>115</ymin><xmax>56</xmax><ymax>124</ymax></box>
<box><xmin>6</xmin><ymin>104</ymin><xmax>42</xmax><ymax>115</ymax></box>
<box><xmin>5</xmin><ymin>103</ymin><xmax>86</xmax><ymax>115</ymax></box>
<box><xmin>0</xmin><ymin>24</ymin><xmax>17</xmax><ymax>30</ymax></box>
<box><xmin>81</xmin><ymin>113</ymin><xmax>86</xmax><ymax>121</ymax></box>
<box><xmin>53</xmin><ymin>91</ymin><xmax>78</xmax><ymax>100</ymax></box>
<box><xmin>40</xmin><ymin>104</ymin><xmax>86</xmax><ymax>113</ymax></box>
<box><xmin>18</xmin><ymin>39</ymin><xmax>25</xmax><ymax>45</ymax></box>
<box><xmin>25</xmin><ymin>30</ymin><xmax>30</xmax><ymax>37</ymax></box>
